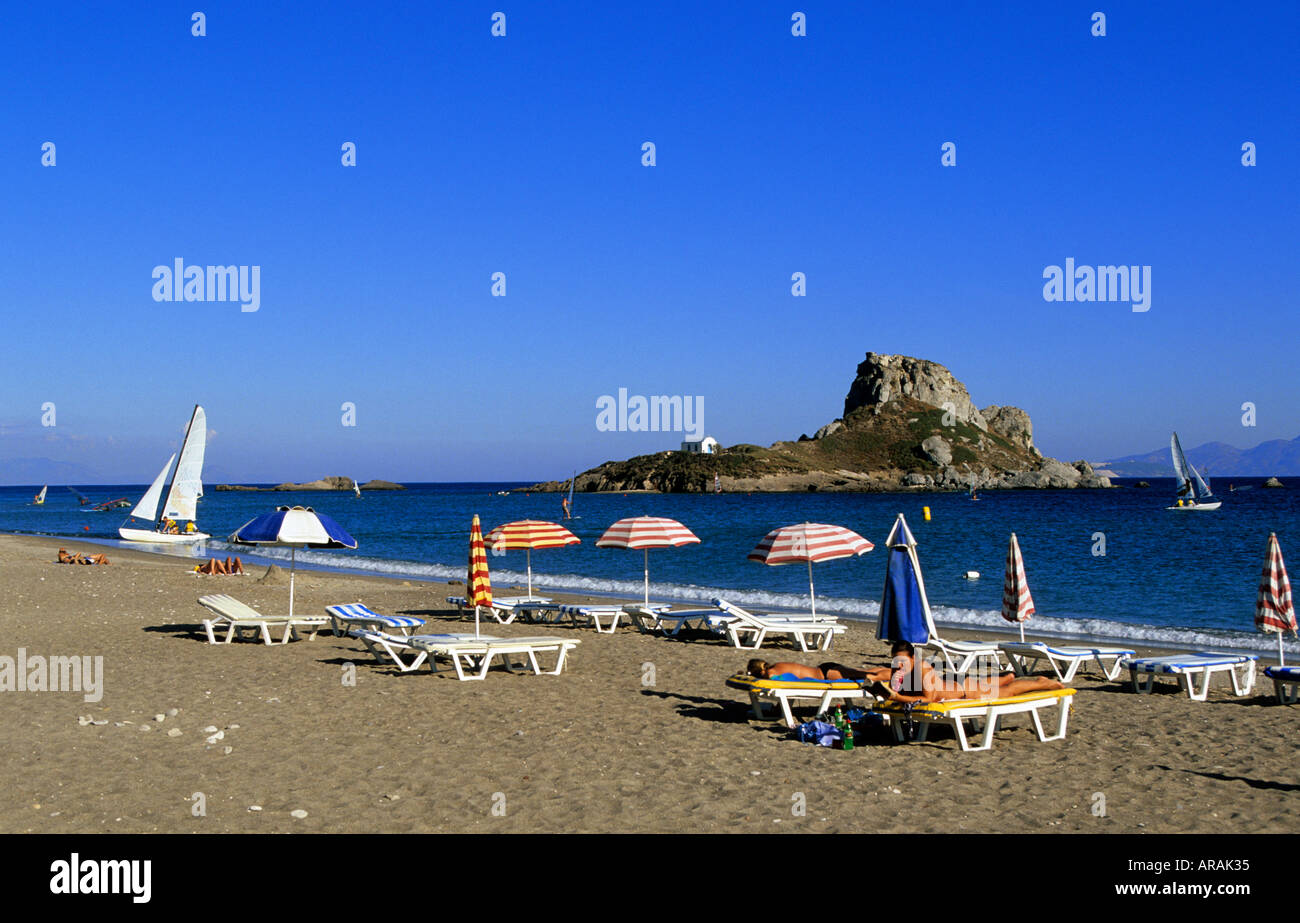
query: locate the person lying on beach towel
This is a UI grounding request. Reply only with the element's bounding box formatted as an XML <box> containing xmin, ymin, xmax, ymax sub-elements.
<box><xmin>870</xmin><ymin>640</ymin><xmax>1064</xmax><ymax>704</ymax></box>
<box><xmin>747</xmin><ymin>658</ymin><xmax>892</xmax><ymax>682</ymax></box>
<box><xmin>56</xmin><ymin>549</ymin><xmax>110</xmax><ymax>565</ymax></box>
<box><xmin>194</xmin><ymin>556</ymin><xmax>244</xmax><ymax>575</ymax></box>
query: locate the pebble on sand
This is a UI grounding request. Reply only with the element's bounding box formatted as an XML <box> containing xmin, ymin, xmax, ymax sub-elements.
<box><xmin>290</xmin><ymin>809</ymin><xmax>308</xmax><ymax>819</ymax></box>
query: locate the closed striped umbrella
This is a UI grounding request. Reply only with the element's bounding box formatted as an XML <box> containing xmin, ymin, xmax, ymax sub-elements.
<box><xmin>485</xmin><ymin>519</ymin><xmax>580</xmax><ymax>599</ymax></box>
<box><xmin>1001</xmin><ymin>532</ymin><xmax>1035</xmax><ymax>643</ymax></box>
<box><xmin>597</xmin><ymin>516</ymin><xmax>700</xmax><ymax>605</ymax></box>
<box><xmin>467</xmin><ymin>514</ymin><xmax>493</xmax><ymax>638</ymax></box>
<box><xmin>747</xmin><ymin>522</ymin><xmax>873</xmax><ymax>618</ymax></box>
<box><xmin>1256</xmin><ymin>532</ymin><xmax>1297</xmax><ymax>665</ymax></box>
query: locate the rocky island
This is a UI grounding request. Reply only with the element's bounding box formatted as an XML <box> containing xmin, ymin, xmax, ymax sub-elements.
<box><xmin>529</xmin><ymin>352</ymin><xmax>1112</xmax><ymax>493</ymax></box>
<box><xmin>215</xmin><ymin>477</ymin><xmax>405</xmax><ymax>491</ymax></box>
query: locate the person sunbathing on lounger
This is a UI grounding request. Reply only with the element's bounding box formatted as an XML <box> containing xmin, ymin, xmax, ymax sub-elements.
<box><xmin>747</xmin><ymin>659</ymin><xmax>893</xmax><ymax>682</ymax></box>
<box><xmin>870</xmin><ymin>640</ymin><xmax>1063</xmax><ymax>703</ymax></box>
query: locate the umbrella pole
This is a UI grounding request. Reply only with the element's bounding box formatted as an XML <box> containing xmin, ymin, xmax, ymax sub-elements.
<box><xmin>527</xmin><ymin>548</ymin><xmax>533</xmax><ymax>599</ymax></box>
<box><xmin>808</xmin><ymin>559</ymin><xmax>816</xmax><ymax>619</ymax></box>
<box><xmin>1019</xmin><ymin>621</ymin><xmax>1025</xmax><ymax>643</ymax></box>
<box><xmin>289</xmin><ymin>547</ymin><xmax>296</xmax><ymax>618</ymax></box>
<box><xmin>474</xmin><ymin>605</ymin><xmax>481</xmax><ymax>640</ymax></box>
<box><xmin>644</xmin><ymin>548</ymin><xmax>650</xmax><ymax>607</ymax></box>
<box><xmin>1280</xmin><ymin>631</ymin><xmax>1285</xmax><ymax>668</ymax></box>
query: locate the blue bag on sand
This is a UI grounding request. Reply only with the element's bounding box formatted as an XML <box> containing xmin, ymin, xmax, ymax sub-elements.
<box><xmin>796</xmin><ymin>720</ymin><xmax>842</xmax><ymax>747</ymax></box>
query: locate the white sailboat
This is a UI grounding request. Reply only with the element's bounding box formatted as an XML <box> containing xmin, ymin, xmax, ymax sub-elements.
<box><xmin>119</xmin><ymin>405</ymin><xmax>211</xmax><ymax>542</ymax></box>
<box><xmin>352</xmin><ymin>477</ymin><xmax>362</xmax><ymax>499</ymax></box>
<box><xmin>1167</xmin><ymin>431</ymin><xmax>1221</xmax><ymax>511</ymax></box>
<box><xmin>33</xmin><ymin>485</ymin><xmax>47</xmax><ymax>505</ymax></box>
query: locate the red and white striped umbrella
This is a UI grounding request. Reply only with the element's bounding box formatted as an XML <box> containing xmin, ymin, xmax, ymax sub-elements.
<box><xmin>597</xmin><ymin>516</ymin><xmax>700</xmax><ymax>605</ymax></box>
<box><xmin>1001</xmin><ymin>532</ymin><xmax>1036</xmax><ymax>642</ymax></box>
<box><xmin>1256</xmin><ymin>532</ymin><xmax>1297</xmax><ymax>665</ymax></box>
<box><xmin>467</xmin><ymin>514</ymin><xmax>494</xmax><ymax>638</ymax></box>
<box><xmin>747</xmin><ymin>522</ymin><xmax>873</xmax><ymax>618</ymax></box>
<box><xmin>485</xmin><ymin>519</ymin><xmax>580</xmax><ymax>599</ymax></box>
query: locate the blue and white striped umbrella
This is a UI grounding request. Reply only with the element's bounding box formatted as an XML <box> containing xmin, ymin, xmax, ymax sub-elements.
<box><xmin>229</xmin><ymin>506</ymin><xmax>357</xmax><ymax>616</ymax></box>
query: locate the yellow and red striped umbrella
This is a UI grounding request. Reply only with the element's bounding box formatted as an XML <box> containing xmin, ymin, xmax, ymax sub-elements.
<box><xmin>466</xmin><ymin>515</ymin><xmax>493</xmax><ymax>637</ymax></box>
<box><xmin>485</xmin><ymin>519</ymin><xmax>580</xmax><ymax>598</ymax></box>
<box><xmin>747</xmin><ymin>522</ymin><xmax>873</xmax><ymax>618</ymax></box>
<box><xmin>597</xmin><ymin>516</ymin><xmax>700</xmax><ymax>605</ymax></box>
<box><xmin>1000</xmin><ymin>532</ymin><xmax>1036</xmax><ymax>643</ymax></box>
<box><xmin>1256</xmin><ymin>532</ymin><xmax>1297</xmax><ymax>665</ymax></box>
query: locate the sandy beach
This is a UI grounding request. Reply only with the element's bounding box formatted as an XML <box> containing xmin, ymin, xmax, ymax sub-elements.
<box><xmin>1</xmin><ymin>532</ymin><xmax>1295</xmax><ymax>835</ymax></box>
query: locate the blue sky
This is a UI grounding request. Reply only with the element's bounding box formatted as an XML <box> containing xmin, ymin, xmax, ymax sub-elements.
<box><xmin>1</xmin><ymin>1</ymin><xmax>1296</xmax><ymax>484</ymax></box>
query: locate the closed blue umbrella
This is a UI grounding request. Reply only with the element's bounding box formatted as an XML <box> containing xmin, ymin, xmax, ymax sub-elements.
<box><xmin>876</xmin><ymin>513</ymin><xmax>932</xmax><ymax>645</ymax></box>
<box><xmin>228</xmin><ymin>506</ymin><xmax>357</xmax><ymax>617</ymax></box>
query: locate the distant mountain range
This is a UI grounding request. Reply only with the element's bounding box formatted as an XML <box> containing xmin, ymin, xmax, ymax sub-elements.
<box><xmin>1099</xmin><ymin>436</ymin><xmax>1300</xmax><ymax>477</ymax></box>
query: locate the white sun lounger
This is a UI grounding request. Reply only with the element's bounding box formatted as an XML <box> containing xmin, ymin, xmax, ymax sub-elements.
<box><xmin>409</xmin><ymin>635</ymin><xmax>581</xmax><ymax>681</ymax></box>
<box><xmin>198</xmin><ymin>594</ymin><xmax>329</xmax><ymax>645</ymax></box>
<box><xmin>447</xmin><ymin>595</ymin><xmax>553</xmax><ymax>625</ymax></box>
<box><xmin>725</xmin><ymin>672</ymin><xmax>881</xmax><ymax>728</ymax></box>
<box><xmin>1122</xmin><ymin>652</ymin><xmax>1258</xmax><ymax>701</ymax></box>
<box><xmin>351</xmin><ymin>629</ymin><xmax>580</xmax><ymax>680</ymax></box>
<box><xmin>349</xmin><ymin>628</ymin><xmax>495</xmax><ymax>672</ymax></box>
<box><xmin>872</xmin><ymin>688</ymin><xmax>1076</xmax><ymax>751</ymax></box>
<box><xmin>1263</xmin><ymin>665</ymin><xmax>1299</xmax><ymax>705</ymax></box>
<box><xmin>326</xmin><ymin>603</ymin><xmax>425</xmax><ymax>637</ymax></box>
<box><xmin>922</xmin><ymin>637</ymin><xmax>1005</xmax><ymax>678</ymax></box>
<box><xmin>712</xmin><ymin>599</ymin><xmax>845</xmax><ymax>651</ymax></box>
<box><xmin>625</xmin><ymin>606</ymin><xmax>724</xmax><ymax>637</ymax></box>
<box><xmin>999</xmin><ymin>641</ymin><xmax>1136</xmax><ymax>682</ymax></box>
<box><xmin>552</xmin><ymin>603</ymin><xmax>673</xmax><ymax>633</ymax></box>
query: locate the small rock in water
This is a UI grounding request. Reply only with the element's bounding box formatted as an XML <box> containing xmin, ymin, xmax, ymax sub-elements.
<box><xmin>290</xmin><ymin>809</ymin><xmax>308</xmax><ymax>819</ymax></box>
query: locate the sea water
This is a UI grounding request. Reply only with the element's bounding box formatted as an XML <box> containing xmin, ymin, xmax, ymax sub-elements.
<box><xmin>4</xmin><ymin>479</ymin><xmax>1297</xmax><ymax>654</ymax></box>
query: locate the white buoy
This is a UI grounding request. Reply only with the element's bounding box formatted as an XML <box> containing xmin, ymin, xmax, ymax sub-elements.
<box><xmin>963</xmin><ymin>570</ymin><xmax>980</xmax><ymax>580</ymax></box>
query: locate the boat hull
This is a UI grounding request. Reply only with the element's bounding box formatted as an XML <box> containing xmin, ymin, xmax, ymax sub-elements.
<box><xmin>1166</xmin><ymin>501</ymin><xmax>1222</xmax><ymax>511</ymax></box>
<box><xmin>118</xmin><ymin>528</ymin><xmax>210</xmax><ymax>543</ymax></box>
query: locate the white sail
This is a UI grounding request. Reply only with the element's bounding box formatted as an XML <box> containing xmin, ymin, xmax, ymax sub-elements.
<box><xmin>35</xmin><ymin>486</ymin><xmax>47</xmax><ymax>503</ymax></box>
<box><xmin>1171</xmin><ymin>431</ymin><xmax>1215</xmax><ymax>502</ymax></box>
<box><xmin>162</xmin><ymin>406</ymin><xmax>206</xmax><ymax>522</ymax></box>
<box><xmin>353</xmin><ymin>478</ymin><xmax>361</xmax><ymax>498</ymax></box>
<box><xmin>131</xmin><ymin>454</ymin><xmax>176</xmax><ymax>522</ymax></box>
<box><xmin>1170</xmin><ymin>433</ymin><xmax>1191</xmax><ymax>486</ymax></box>
<box><xmin>1189</xmin><ymin>461</ymin><xmax>1213</xmax><ymax>499</ymax></box>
